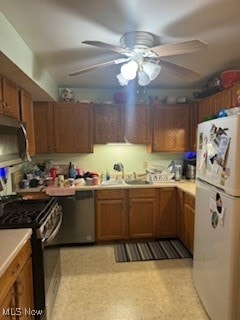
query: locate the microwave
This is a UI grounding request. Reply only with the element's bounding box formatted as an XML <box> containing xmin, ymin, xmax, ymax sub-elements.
<box><xmin>0</xmin><ymin>116</ymin><xmax>30</xmax><ymax>168</ymax></box>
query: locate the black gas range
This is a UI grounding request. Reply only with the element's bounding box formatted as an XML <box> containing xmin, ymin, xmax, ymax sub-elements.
<box><xmin>0</xmin><ymin>195</ymin><xmax>62</xmax><ymax>320</ymax></box>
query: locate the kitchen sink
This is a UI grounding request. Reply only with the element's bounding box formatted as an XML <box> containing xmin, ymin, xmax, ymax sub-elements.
<box><xmin>101</xmin><ymin>179</ymin><xmax>125</xmax><ymax>186</ymax></box>
<box><xmin>124</xmin><ymin>179</ymin><xmax>150</xmax><ymax>185</ymax></box>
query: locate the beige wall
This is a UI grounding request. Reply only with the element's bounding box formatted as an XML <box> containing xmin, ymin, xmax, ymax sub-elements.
<box><xmin>32</xmin><ymin>144</ymin><xmax>184</xmax><ymax>175</ymax></box>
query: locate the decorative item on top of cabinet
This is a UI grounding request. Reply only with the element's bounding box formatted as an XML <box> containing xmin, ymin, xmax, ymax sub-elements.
<box><xmin>0</xmin><ymin>76</ymin><xmax>20</xmax><ymax>119</ymax></box>
<box><xmin>125</xmin><ymin>104</ymin><xmax>151</xmax><ymax>144</ymax></box>
<box><xmin>184</xmin><ymin>193</ymin><xmax>195</xmax><ymax>254</ymax></box>
<box><xmin>94</xmin><ymin>104</ymin><xmax>125</xmax><ymax>143</ymax></box>
<box><xmin>19</xmin><ymin>90</ymin><xmax>35</xmax><ymax>156</ymax></box>
<box><xmin>157</xmin><ymin>187</ymin><xmax>177</xmax><ymax>237</ymax></box>
<box><xmin>151</xmin><ymin>104</ymin><xmax>190</xmax><ymax>152</ymax></box>
<box><xmin>96</xmin><ymin>189</ymin><xmax>128</xmax><ymax>241</ymax></box>
<box><xmin>128</xmin><ymin>188</ymin><xmax>157</xmax><ymax>239</ymax></box>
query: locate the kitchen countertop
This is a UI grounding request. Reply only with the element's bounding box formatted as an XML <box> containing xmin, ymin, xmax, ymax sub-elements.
<box><xmin>0</xmin><ymin>229</ymin><xmax>32</xmax><ymax>277</ymax></box>
<box><xmin>19</xmin><ymin>179</ymin><xmax>196</xmax><ymax>196</ymax></box>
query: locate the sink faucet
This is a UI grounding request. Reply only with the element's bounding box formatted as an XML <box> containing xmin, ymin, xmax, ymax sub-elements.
<box><xmin>113</xmin><ymin>163</ymin><xmax>124</xmax><ymax>179</ymax></box>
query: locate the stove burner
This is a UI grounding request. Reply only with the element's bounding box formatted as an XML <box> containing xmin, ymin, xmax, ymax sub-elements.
<box><xmin>0</xmin><ymin>197</ymin><xmax>57</xmax><ymax>228</ymax></box>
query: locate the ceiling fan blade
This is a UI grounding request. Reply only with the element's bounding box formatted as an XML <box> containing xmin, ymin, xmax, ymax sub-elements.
<box><xmin>82</xmin><ymin>41</ymin><xmax>132</xmax><ymax>55</ymax></box>
<box><xmin>159</xmin><ymin>59</ymin><xmax>200</xmax><ymax>81</ymax></box>
<box><xmin>147</xmin><ymin>39</ymin><xmax>208</xmax><ymax>57</ymax></box>
<box><xmin>69</xmin><ymin>58</ymin><xmax>129</xmax><ymax>76</ymax></box>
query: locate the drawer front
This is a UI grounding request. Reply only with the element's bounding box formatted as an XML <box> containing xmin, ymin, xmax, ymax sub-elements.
<box><xmin>0</xmin><ymin>240</ymin><xmax>31</xmax><ymax>303</ymax></box>
<box><xmin>185</xmin><ymin>193</ymin><xmax>195</xmax><ymax>209</ymax></box>
<box><xmin>128</xmin><ymin>188</ymin><xmax>157</xmax><ymax>198</ymax></box>
<box><xmin>96</xmin><ymin>189</ymin><xmax>126</xmax><ymax>199</ymax></box>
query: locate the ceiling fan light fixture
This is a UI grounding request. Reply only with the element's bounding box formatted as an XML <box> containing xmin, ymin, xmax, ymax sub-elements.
<box><xmin>143</xmin><ymin>62</ymin><xmax>161</xmax><ymax>81</ymax></box>
<box><xmin>138</xmin><ymin>71</ymin><xmax>151</xmax><ymax>86</ymax></box>
<box><xmin>116</xmin><ymin>73</ymin><xmax>129</xmax><ymax>86</ymax></box>
<box><xmin>120</xmin><ymin>60</ymin><xmax>138</xmax><ymax>80</ymax></box>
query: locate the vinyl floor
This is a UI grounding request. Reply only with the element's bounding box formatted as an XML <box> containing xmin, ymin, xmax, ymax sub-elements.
<box><xmin>51</xmin><ymin>244</ymin><xmax>210</xmax><ymax>320</ymax></box>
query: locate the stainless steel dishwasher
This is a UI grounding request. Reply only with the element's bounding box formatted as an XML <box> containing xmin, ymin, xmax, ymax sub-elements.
<box><xmin>57</xmin><ymin>190</ymin><xmax>95</xmax><ymax>245</ymax></box>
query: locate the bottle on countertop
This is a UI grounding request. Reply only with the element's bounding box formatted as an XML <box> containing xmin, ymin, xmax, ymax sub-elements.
<box><xmin>68</xmin><ymin>162</ymin><xmax>77</xmax><ymax>179</ymax></box>
<box><xmin>105</xmin><ymin>170</ymin><xmax>110</xmax><ymax>181</ymax></box>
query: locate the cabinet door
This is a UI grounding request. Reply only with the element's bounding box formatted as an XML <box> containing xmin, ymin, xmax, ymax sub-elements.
<box><xmin>15</xmin><ymin>258</ymin><xmax>34</xmax><ymax>320</ymax></box>
<box><xmin>157</xmin><ymin>188</ymin><xmax>177</xmax><ymax>237</ymax></box>
<box><xmin>128</xmin><ymin>189</ymin><xmax>157</xmax><ymax>238</ymax></box>
<box><xmin>0</xmin><ymin>77</ymin><xmax>4</xmax><ymax>114</ymax></box>
<box><xmin>212</xmin><ymin>89</ymin><xmax>232</xmax><ymax>115</ymax></box>
<box><xmin>96</xmin><ymin>199</ymin><xmax>127</xmax><ymax>241</ymax></box>
<box><xmin>125</xmin><ymin>105</ymin><xmax>151</xmax><ymax>143</ymax></box>
<box><xmin>0</xmin><ymin>287</ymin><xmax>16</xmax><ymax>320</ymax></box>
<box><xmin>94</xmin><ymin>104</ymin><xmax>125</xmax><ymax>143</ymax></box>
<box><xmin>176</xmin><ymin>189</ymin><xmax>185</xmax><ymax>243</ymax></box>
<box><xmin>189</xmin><ymin>103</ymin><xmax>198</xmax><ymax>151</ymax></box>
<box><xmin>19</xmin><ymin>90</ymin><xmax>35</xmax><ymax>156</ymax></box>
<box><xmin>184</xmin><ymin>193</ymin><xmax>195</xmax><ymax>254</ymax></box>
<box><xmin>152</xmin><ymin>104</ymin><xmax>190</xmax><ymax>152</ymax></box>
<box><xmin>96</xmin><ymin>190</ymin><xmax>127</xmax><ymax>241</ymax></box>
<box><xmin>54</xmin><ymin>103</ymin><xmax>93</xmax><ymax>152</ymax></box>
<box><xmin>231</xmin><ymin>81</ymin><xmax>240</xmax><ymax>107</ymax></box>
<box><xmin>197</xmin><ymin>97</ymin><xmax>213</xmax><ymax>123</ymax></box>
<box><xmin>33</xmin><ymin>102</ymin><xmax>54</xmax><ymax>153</ymax></box>
<box><xmin>2</xmin><ymin>77</ymin><xmax>20</xmax><ymax>119</ymax></box>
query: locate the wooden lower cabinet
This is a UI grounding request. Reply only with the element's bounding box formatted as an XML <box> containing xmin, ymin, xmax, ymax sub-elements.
<box><xmin>0</xmin><ymin>240</ymin><xmax>34</xmax><ymax>320</ymax></box>
<box><xmin>128</xmin><ymin>189</ymin><xmax>157</xmax><ymax>239</ymax></box>
<box><xmin>96</xmin><ymin>190</ymin><xmax>127</xmax><ymax>241</ymax></box>
<box><xmin>96</xmin><ymin>187</ymin><xmax>195</xmax><ymax>246</ymax></box>
<box><xmin>15</xmin><ymin>258</ymin><xmax>34</xmax><ymax>319</ymax></box>
<box><xmin>0</xmin><ymin>287</ymin><xmax>16</xmax><ymax>320</ymax></box>
<box><xmin>157</xmin><ymin>188</ymin><xmax>177</xmax><ymax>237</ymax></box>
<box><xmin>176</xmin><ymin>189</ymin><xmax>185</xmax><ymax>243</ymax></box>
<box><xmin>184</xmin><ymin>193</ymin><xmax>195</xmax><ymax>254</ymax></box>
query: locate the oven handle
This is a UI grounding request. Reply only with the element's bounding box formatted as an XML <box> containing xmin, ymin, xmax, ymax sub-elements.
<box><xmin>42</xmin><ymin>212</ymin><xmax>63</xmax><ymax>247</ymax></box>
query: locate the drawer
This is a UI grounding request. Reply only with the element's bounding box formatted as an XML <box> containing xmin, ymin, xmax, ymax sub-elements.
<box><xmin>185</xmin><ymin>193</ymin><xmax>195</xmax><ymax>209</ymax></box>
<box><xmin>0</xmin><ymin>240</ymin><xmax>31</xmax><ymax>303</ymax></box>
<box><xmin>128</xmin><ymin>188</ymin><xmax>157</xmax><ymax>198</ymax></box>
<box><xmin>96</xmin><ymin>189</ymin><xmax>126</xmax><ymax>199</ymax></box>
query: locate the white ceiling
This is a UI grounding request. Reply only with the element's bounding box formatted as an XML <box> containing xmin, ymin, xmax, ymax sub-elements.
<box><xmin>0</xmin><ymin>0</ymin><xmax>240</xmax><ymax>90</ymax></box>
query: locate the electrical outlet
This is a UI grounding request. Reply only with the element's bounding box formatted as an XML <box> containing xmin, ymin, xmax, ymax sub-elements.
<box><xmin>143</xmin><ymin>161</ymin><xmax>148</xmax><ymax>169</ymax></box>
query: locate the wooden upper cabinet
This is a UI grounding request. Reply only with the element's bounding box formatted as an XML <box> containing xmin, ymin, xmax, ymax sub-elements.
<box><xmin>231</xmin><ymin>81</ymin><xmax>240</xmax><ymax>107</ymax></box>
<box><xmin>19</xmin><ymin>90</ymin><xmax>35</xmax><ymax>156</ymax></box>
<box><xmin>1</xmin><ymin>76</ymin><xmax>20</xmax><ymax>119</ymax></box>
<box><xmin>151</xmin><ymin>104</ymin><xmax>190</xmax><ymax>152</ymax></box>
<box><xmin>53</xmin><ymin>103</ymin><xmax>93</xmax><ymax>153</ymax></box>
<box><xmin>197</xmin><ymin>97</ymin><xmax>213</xmax><ymax>123</ymax></box>
<box><xmin>125</xmin><ymin>104</ymin><xmax>151</xmax><ymax>144</ymax></box>
<box><xmin>0</xmin><ymin>77</ymin><xmax>3</xmax><ymax>114</ymax></box>
<box><xmin>33</xmin><ymin>102</ymin><xmax>54</xmax><ymax>153</ymax></box>
<box><xmin>94</xmin><ymin>104</ymin><xmax>125</xmax><ymax>143</ymax></box>
<box><xmin>212</xmin><ymin>89</ymin><xmax>232</xmax><ymax>115</ymax></box>
<box><xmin>189</xmin><ymin>103</ymin><xmax>198</xmax><ymax>151</ymax></box>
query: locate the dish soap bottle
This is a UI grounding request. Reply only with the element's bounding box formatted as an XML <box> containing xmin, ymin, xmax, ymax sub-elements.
<box><xmin>106</xmin><ymin>170</ymin><xmax>110</xmax><ymax>181</ymax></box>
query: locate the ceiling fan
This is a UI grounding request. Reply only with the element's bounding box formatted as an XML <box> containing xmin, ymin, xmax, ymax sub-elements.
<box><xmin>69</xmin><ymin>31</ymin><xmax>208</xmax><ymax>86</ymax></box>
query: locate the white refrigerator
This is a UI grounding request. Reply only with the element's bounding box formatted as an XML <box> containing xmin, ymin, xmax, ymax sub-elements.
<box><xmin>193</xmin><ymin>114</ymin><xmax>240</xmax><ymax>320</ymax></box>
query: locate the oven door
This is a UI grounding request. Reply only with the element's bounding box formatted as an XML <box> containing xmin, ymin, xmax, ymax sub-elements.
<box><xmin>42</xmin><ymin>213</ymin><xmax>62</xmax><ymax>320</ymax></box>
